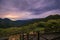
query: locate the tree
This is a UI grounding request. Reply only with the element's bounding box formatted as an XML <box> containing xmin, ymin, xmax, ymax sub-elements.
<box><xmin>45</xmin><ymin>20</ymin><xmax>60</xmax><ymax>33</ymax></box>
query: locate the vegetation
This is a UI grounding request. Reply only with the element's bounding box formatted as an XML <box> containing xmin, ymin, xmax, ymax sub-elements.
<box><xmin>0</xmin><ymin>14</ymin><xmax>60</xmax><ymax>37</ymax></box>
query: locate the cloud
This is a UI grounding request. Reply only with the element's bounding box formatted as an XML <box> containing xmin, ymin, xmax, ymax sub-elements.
<box><xmin>0</xmin><ymin>0</ymin><xmax>57</xmax><ymax>12</ymax></box>
<box><xmin>31</xmin><ymin>10</ymin><xmax>60</xmax><ymax>18</ymax></box>
<box><xmin>0</xmin><ymin>11</ymin><xmax>32</xmax><ymax>20</ymax></box>
<box><xmin>0</xmin><ymin>0</ymin><xmax>60</xmax><ymax>20</ymax></box>
<box><xmin>0</xmin><ymin>10</ymin><xmax>60</xmax><ymax>20</ymax></box>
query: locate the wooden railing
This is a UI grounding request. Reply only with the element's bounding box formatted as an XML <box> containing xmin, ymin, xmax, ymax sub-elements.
<box><xmin>0</xmin><ymin>32</ymin><xmax>60</xmax><ymax>40</ymax></box>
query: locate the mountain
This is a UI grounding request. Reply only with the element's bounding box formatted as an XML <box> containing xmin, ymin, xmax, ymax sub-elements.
<box><xmin>0</xmin><ymin>14</ymin><xmax>60</xmax><ymax>28</ymax></box>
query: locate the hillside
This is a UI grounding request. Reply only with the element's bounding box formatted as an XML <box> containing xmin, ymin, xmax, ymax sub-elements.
<box><xmin>0</xmin><ymin>14</ymin><xmax>60</xmax><ymax>37</ymax></box>
<box><xmin>0</xmin><ymin>14</ymin><xmax>60</xmax><ymax>28</ymax></box>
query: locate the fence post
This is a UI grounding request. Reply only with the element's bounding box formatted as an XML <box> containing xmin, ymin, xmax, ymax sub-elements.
<box><xmin>37</xmin><ymin>31</ymin><xmax>40</xmax><ymax>40</ymax></box>
<box><xmin>27</xmin><ymin>33</ymin><xmax>29</xmax><ymax>40</ymax></box>
<box><xmin>20</xmin><ymin>33</ymin><xmax>24</xmax><ymax>40</ymax></box>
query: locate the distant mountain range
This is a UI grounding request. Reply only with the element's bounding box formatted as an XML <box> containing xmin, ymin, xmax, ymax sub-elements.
<box><xmin>0</xmin><ymin>14</ymin><xmax>60</xmax><ymax>28</ymax></box>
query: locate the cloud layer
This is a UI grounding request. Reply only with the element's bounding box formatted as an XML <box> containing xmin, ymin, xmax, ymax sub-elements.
<box><xmin>0</xmin><ymin>0</ymin><xmax>60</xmax><ymax>20</ymax></box>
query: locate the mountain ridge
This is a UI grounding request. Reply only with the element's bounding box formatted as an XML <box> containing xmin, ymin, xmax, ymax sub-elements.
<box><xmin>0</xmin><ymin>14</ymin><xmax>60</xmax><ymax>28</ymax></box>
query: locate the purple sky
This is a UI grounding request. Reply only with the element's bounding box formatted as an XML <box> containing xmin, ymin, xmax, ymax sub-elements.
<box><xmin>0</xmin><ymin>0</ymin><xmax>60</xmax><ymax>20</ymax></box>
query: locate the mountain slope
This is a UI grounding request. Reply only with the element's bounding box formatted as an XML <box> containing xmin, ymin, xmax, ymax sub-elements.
<box><xmin>0</xmin><ymin>14</ymin><xmax>60</xmax><ymax>28</ymax></box>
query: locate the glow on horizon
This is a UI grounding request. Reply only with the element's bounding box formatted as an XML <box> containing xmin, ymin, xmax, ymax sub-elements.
<box><xmin>4</xmin><ymin>15</ymin><xmax>19</xmax><ymax>19</ymax></box>
<box><xmin>0</xmin><ymin>0</ymin><xmax>60</xmax><ymax>20</ymax></box>
<box><xmin>0</xmin><ymin>11</ymin><xmax>32</xmax><ymax>20</ymax></box>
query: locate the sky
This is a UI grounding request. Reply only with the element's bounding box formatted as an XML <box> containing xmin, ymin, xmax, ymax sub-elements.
<box><xmin>0</xmin><ymin>0</ymin><xmax>60</xmax><ymax>20</ymax></box>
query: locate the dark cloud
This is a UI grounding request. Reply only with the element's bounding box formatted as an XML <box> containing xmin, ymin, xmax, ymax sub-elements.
<box><xmin>0</xmin><ymin>0</ymin><xmax>60</xmax><ymax>20</ymax></box>
<box><xmin>13</xmin><ymin>0</ymin><xmax>60</xmax><ymax>14</ymax></box>
<box><xmin>0</xmin><ymin>0</ymin><xmax>60</xmax><ymax>11</ymax></box>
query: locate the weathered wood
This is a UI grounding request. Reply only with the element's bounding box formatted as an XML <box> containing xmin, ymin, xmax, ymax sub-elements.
<box><xmin>1</xmin><ymin>32</ymin><xmax>60</xmax><ymax>40</ymax></box>
<box><xmin>8</xmin><ymin>34</ymin><xmax>20</xmax><ymax>40</ymax></box>
<box><xmin>37</xmin><ymin>32</ymin><xmax>40</xmax><ymax>40</ymax></box>
<box><xmin>27</xmin><ymin>33</ymin><xmax>29</xmax><ymax>40</ymax></box>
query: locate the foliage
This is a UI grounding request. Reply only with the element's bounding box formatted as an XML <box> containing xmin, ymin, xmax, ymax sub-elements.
<box><xmin>0</xmin><ymin>14</ymin><xmax>60</xmax><ymax>37</ymax></box>
<box><xmin>45</xmin><ymin>19</ymin><xmax>60</xmax><ymax>33</ymax></box>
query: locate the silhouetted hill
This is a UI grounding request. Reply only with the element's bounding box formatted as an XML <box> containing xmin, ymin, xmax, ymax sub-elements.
<box><xmin>0</xmin><ymin>14</ymin><xmax>60</xmax><ymax>28</ymax></box>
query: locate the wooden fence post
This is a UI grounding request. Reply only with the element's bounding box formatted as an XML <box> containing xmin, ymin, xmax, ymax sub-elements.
<box><xmin>27</xmin><ymin>33</ymin><xmax>29</xmax><ymax>40</ymax></box>
<box><xmin>37</xmin><ymin>31</ymin><xmax>40</xmax><ymax>40</ymax></box>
